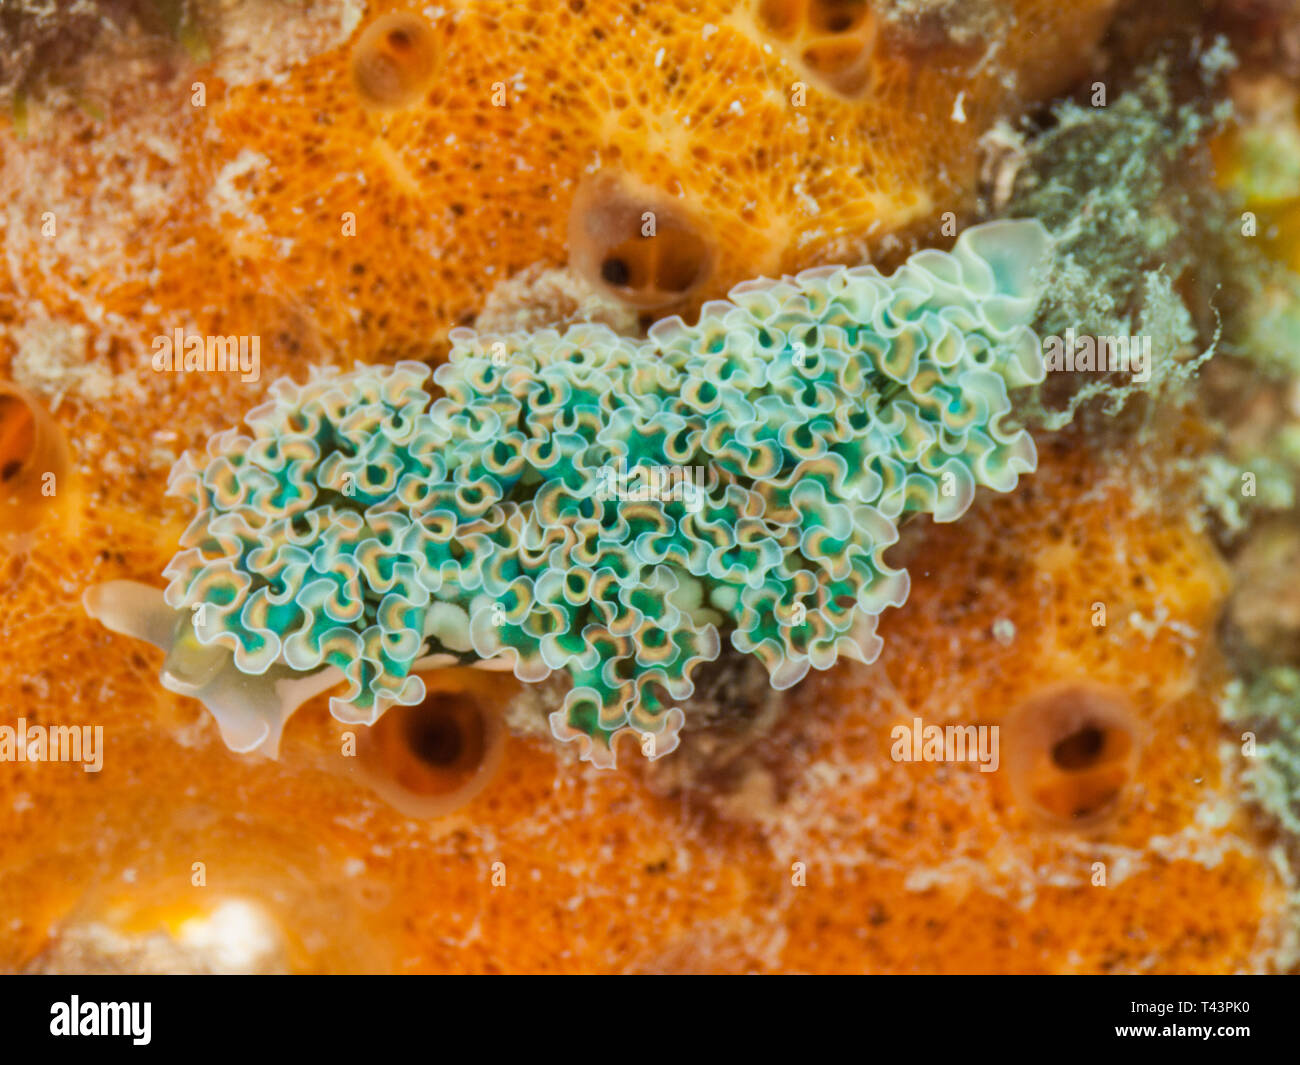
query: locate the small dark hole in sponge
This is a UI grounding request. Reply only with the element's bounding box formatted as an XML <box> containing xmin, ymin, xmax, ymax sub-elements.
<box><xmin>406</xmin><ymin>710</ymin><xmax>464</xmax><ymax>768</ymax></box>
<box><xmin>388</xmin><ymin>28</ymin><xmax>412</xmax><ymax>50</ymax></box>
<box><xmin>1051</xmin><ymin>725</ymin><xmax>1105</xmax><ymax>771</ymax></box>
<box><xmin>601</xmin><ymin>257</ymin><xmax>630</xmax><ymax>285</ymax></box>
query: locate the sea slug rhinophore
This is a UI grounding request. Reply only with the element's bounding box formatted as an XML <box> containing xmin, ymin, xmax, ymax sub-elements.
<box><xmin>85</xmin><ymin>219</ymin><xmax>1050</xmax><ymax>766</ymax></box>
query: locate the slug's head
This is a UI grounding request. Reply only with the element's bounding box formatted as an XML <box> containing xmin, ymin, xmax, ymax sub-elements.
<box><xmin>83</xmin><ymin>579</ymin><xmax>514</xmax><ymax>821</ymax></box>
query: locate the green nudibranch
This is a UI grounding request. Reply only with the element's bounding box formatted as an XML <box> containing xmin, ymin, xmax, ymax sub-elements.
<box><xmin>86</xmin><ymin>219</ymin><xmax>1051</xmax><ymax>766</ymax></box>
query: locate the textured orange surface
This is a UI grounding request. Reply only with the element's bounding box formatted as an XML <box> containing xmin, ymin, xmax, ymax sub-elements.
<box><xmin>0</xmin><ymin>416</ymin><xmax>1286</xmax><ymax>973</ymax></box>
<box><xmin>1</xmin><ymin>0</ymin><xmax>1286</xmax><ymax>974</ymax></box>
<box><xmin>0</xmin><ymin>0</ymin><xmax>1117</xmax><ymax>368</ymax></box>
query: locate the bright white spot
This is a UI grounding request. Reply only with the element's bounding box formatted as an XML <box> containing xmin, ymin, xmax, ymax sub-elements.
<box><xmin>177</xmin><ymin>899</ymin><xmax>283</xmax><ymax>974</ymax></box>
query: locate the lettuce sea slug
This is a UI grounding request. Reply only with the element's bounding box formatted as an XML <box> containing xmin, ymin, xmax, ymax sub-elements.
<box><xmin>85</xmin><ymin>219</ymin><xmax>1050</xmax><ymax>767</ymax></box>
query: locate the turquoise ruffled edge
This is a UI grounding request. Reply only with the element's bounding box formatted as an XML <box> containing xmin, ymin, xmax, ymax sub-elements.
<box><xmin>162</xmin><ymin>219</ymin><xmax>1051</xmax><ymax>766</ymax></box>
